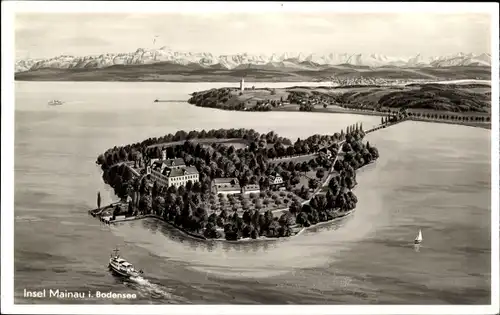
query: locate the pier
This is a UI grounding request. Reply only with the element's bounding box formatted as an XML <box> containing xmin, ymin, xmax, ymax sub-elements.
<box><xmin>153</xmin><ymin>99</ymin><xmax>188</xmax><ymax>103</ymax></box>
<box><xmin>88</xmin><ymin>202</ymin><xmax>121</xmax><ymax>217</ymax></box>
<box><xmin>94</xmin><ymin>212</ymin><xmax>208</xmax><ymax>240</ymax></box>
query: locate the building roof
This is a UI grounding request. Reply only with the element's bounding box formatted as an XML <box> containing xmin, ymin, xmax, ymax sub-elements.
<box><xmin>269</xmin><ymin>173</ymin><xmax>283</xmax><ymax>185</ymax></box>
<box><xmin>243</xmin><ymin>184</ymin><xmax>260</xmax><ymax>190</ymax></box>
<box><xmin>166</xmin><ymin>166</ymin><xmax>199</xmax><ymax>178</ymax></box>
<box><xmin>156</xmin><ymin>158</ymin><xmax>186</xmax><ymax>167</ymax></box>
<box><xmin>217</xmin><ymin>186</ymin><xmax>241</xmax><ymax>192</ymax></box>
<box><xmin>212</xmin><ymin>178</ymin><xmax>239</xmax><ymax>185</ymax></box>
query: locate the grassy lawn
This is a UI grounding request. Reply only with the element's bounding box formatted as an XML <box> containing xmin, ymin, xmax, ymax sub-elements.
<box><xmin>296</xmin><ymin>170</ymin><xmax>329</xmax><ymax>190</ymax></box>
<box><xmin>147</xmin><ymin>137</ymin><xmax>245</xmax><ymax>149</ymax></box>
<box><xmin>217</xmin><ymin>139</ymin><xmax>250</xmax><ymax>149</ymax></box>
<box><xmin>269</xmin><ymin>153</ymin><xmax>317</xmax><ymax>164</ymax></box>
<box><xmin>228</xmin><ymin>89</ymin><xmax>289</xmax><ymax>108</ymax></box>
<box><xmin>273</xmin><ymin>104</ymin><xmax>300</xmax><ymax>111</ymax></box>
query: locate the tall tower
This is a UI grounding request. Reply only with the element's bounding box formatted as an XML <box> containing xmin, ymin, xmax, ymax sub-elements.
<box><xmin>240</xmin><ymin>78</ymin><xmax>245</xmax><ymax>92</ymax></box>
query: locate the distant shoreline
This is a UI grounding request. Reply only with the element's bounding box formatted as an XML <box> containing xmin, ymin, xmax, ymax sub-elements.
<box><xmin>272</xmin><ymin>107</ymin><xmax>491</xmax><ymax>130</ymax></box>
<box><xmin>13</xmin><ymin>64</ymin><xmax>492</xmax><ymax>83</ymax></box>
<box><xmin>187</xmin><ymin>85</ymin><xmax>492</xmax><ymax>130</ymax></box>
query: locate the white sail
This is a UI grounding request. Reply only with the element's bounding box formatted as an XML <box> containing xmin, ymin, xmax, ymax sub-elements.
<box><xmin>415</xmin><ymin>229</ymin><xmax>423</xmax><ymax>242</ymax></box>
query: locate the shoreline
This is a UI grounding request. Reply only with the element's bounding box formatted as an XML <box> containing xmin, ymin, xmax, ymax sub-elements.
<box><xmin>200</xmin><ymin>104</ymin><xmax>492</xmax><ymax>130</ymax></box>
<box><xmin>92</xmin><ymin>127</ymin><xmax>376</xmax><ymax>243</ymax></box>
<box><xmin>187</xmin><ymin>84</ymin><xmax>491</xmax><ymax>130</ymax></box>
<box><xmin>94</xmin><ymin>146</ymin><xmax>367</xmax><ymax>244</ymax></box>
<box><xmin>101</xmin><ymin>209</ymin><xmax>356</xmax><ymax>243</ymax></box>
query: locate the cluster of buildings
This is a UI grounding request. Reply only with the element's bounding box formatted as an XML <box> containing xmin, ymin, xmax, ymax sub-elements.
<box><xmin>211</xmin><ymin>173</ymin><xmax>285</xmax><ymax>196</ymax></box>
<box><xmin>141</xmin><ymin>149</ymin><xmax>287</xmax><ymax>196</ymax></box>
<box><xmin>211</xmin><ymin>178</ymin><xmax>260</xmax><ymax>196</ymax></box>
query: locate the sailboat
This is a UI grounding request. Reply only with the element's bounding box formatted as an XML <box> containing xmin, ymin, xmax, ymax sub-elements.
<box><xmin>414</xmin><ymin>229</ymin><xmax>423</xmax><ymax>244</ymax></box>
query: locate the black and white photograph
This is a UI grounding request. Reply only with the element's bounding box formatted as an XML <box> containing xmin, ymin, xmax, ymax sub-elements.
<box><xmin>1</xmin><ymin>2</ymin><xmax>499</xmax><ymax>314</ymax></box>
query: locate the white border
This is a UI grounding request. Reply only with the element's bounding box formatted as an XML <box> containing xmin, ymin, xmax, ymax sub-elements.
<box><xmin>6</xmin><ymin>1</ymin><xmax>500</xmax><ymax>13</ymax></box>
<box><xmin>2</xmin><ymin>2</ymin><xmax>499</xmax><ymax>314</ymax></box>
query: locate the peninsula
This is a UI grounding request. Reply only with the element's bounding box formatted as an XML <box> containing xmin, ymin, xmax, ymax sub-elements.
<box><xmin>92</xmin><ymin>125</ymin><xmax>380</xmax><ymax>241</ymax></box>
<box><xmin>187</xmin><ymin>82</ymin><xmax>491</xmax><ymax>128</ymax></box>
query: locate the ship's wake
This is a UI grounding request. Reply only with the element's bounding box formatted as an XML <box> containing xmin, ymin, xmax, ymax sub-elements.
<box><xmin>127</xmin><ymin>276</ymin><xmax>188</xmax><ymax>303</ymax></box>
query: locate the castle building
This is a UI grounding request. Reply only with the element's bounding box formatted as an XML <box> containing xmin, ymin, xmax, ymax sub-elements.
<box><xmin>165</xmin><ymin>166</ymin><xmax>199</xmax><ymax>188</ymax></box>
<box><xmin>146</xmin><ymin>155</ymin><xmax>198</xmax><ymax>188</ymax></box>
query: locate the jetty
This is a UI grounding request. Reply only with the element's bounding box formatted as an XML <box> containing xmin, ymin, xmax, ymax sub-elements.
<box><xmin>153</xmin><ymin>99</ymin><xmax>187</xmax><ymax>103</ymax></box>
<box><xmin>88</xmin><ymin>202</ymin><xmax>121</xmax><ymax>217</ymax></box>
<box><xmin>95</xmin><ymin>212</ymin><xmax>208</xmax><ymax>240</ymax></box>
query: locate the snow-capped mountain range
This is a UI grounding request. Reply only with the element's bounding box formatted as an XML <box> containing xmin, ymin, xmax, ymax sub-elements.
<box><xmin>15</xmin><ymin>47</ymin><xmax>491</xmax><ymax>73</ymax></box>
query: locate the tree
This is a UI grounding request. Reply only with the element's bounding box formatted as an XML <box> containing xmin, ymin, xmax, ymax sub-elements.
<box><xmin>153</xmin><ymin>196</ymin><xmax>166</xmax><ymax>216</ymax></box>
<box><xmin>138</xmin><ymin>194</ymin><xmax>153</xmax><ymax>215</ymax></box>
<box><xmin>301</xmin><ymin>162</ymin><xmax>311</xmax><ymax>174</ymax></box>
<box><xmin>242</xmin><ymin>224</ymin><xmax>254</xmax><ymax>238</ymax></box>
<box><xmin>208</xmin><ymin>213</ymin><xmax>217</xmax><ymax>224</ymax></box>
<box><xmin>279</xmin><ymin>212</ymin><xmax>295</xmax><ymax>227</ymax></box>
<box><xmin>204</xmin><ymin>222</ymin><xmax>219</xmax><ymax>239</ymax></box>
<box><xmin>127</xmin><ymin>201</ymin><xmax>134</xmax><ymax>216</ymax></box>
<box><xmin>316</xmin><ymin>168</ymin><xmax>325</xmax><ymax>180</ymax></box>
<box><xmin>192</xmin><ymin>181</ymin><xmax>201</xmax><ymax>193</ymax></box>
<box><xmin>342</xmin><ymin>142</ymin><xmax>352</xmax><ymax>153</ymax></box>
<box><xmin>289</xmin><ymin>200</ymin><xmax>302</xmax><ymax>215</ymax></box>
<box><xmin>194</xmin><ymin>207</ymin><xmax>208</xmax><ymax>226</ymax></box>
<box><xmin>224</xmin><ymin>222</ymin><xmax>239</xmax><ymax>241</ymax></box>
<box><xmin>97</xmin><ymin>191</ymin><xmax>102</xmax><ymax>209</ymax></box>
<box><xmin>296</xmin><ymin>212</ymin><xmax>309</xmax><ymax>226</ymax></box>
<box><xmin>309</xmin><ymin>159</ymin><xmax>318</xmax><ymax>169</ymax></box>
<box><xmin>242</xmin><ymin>210</ymin><xmax>252</xmax><ymax>224</ymax></box>
<box><xmin>216</xmin><ymin>216</ymin><xmax>225</xmax><ymax>228</ymax></box>
<box><xmin>308</xmin><ymin>178</ymin><xmax>319</xmax><ymax>191</ymax></box>
<box><xmin>185</xmin><ymin>180</ymin><xmax>193</xmax><ymax>192</ymax></box>
<box><xmin>152</xmin><ymin>181</ymin><xmax>158</xmax><ymax>198</ymax></box>
<box><xmin>255</xmin><ymin>199</ymin><xmax>263</xmax><ymax>210</ymax></box>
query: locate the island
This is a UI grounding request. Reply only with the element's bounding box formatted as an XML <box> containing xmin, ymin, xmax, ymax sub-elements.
<box><xmin>187</xmin><ymin>82</ymin><xmax>491</xmax><ymax>129</ymax></box>
<box><xmin>92</xmin><ymin>126</ymin><xmax>380</xmax><ymax>241</ymax></box>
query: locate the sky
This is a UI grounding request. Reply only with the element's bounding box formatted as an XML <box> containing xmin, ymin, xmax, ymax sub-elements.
<box><xmin>15</xmin><ymin>12</ymin><xmax>491</xmax><ymax>59</ymax></box>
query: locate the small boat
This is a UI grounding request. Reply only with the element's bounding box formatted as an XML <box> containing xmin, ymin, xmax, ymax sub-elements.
<box><xmin>108</xmin><ymin>248</ymin><xmax>143</xmax><ymax>278</ymax></box>
<box><xmin>48</xmin><ymin>100</ymin><xmax>64</xmax><ymax>106</ymax></box>
<box><xmin>153</xmin><ymin>99</ymin><xmax>159</xmax><ymax>103</ymax></box>
<box><xmin>414</xmin><ymin>229</ymin><xmax>423</xmax><ymax>244</ymax></box>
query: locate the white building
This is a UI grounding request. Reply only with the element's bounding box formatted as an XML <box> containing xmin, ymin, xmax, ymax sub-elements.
<box><xmin>212</xmin><ymin>178</ymin><xmax>241</xmax><ymax>195</ymax></box>
<box><xmin>240</xmin><ymin>78</ymin><xmax>245</xmax><ymax>92</ymax></box>
<box><xmin>269</xmin><ymin>173</ymin><xmax>284</xmax><ymax>186</ymax></box>
<box><xmin>242</xmin><ymin>184</ymin><xmax>260</xmax><ymax>195</ymax></box>
<box><xmin>165</xmin><ymin>166</ymin><xmax>199</xmax><ymax>188</ymax></box>
<box><xmin>150</xmin><ymin>170</ymin><xmax>170</xmax><ymax>187</ymax></box>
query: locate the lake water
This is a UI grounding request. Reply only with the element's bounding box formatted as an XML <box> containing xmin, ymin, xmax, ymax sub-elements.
<box><xmin>13</xmin><ymin>81</ymin><xmax>491</xmax><ymax>304</ymax></box>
